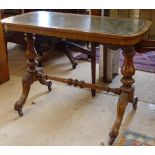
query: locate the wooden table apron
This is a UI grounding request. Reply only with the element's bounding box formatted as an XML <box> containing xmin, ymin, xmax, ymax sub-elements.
<box><xmin>1</xmin><ymin>11</ymin><xmax>152</xmax><ymax>145</ymax></box>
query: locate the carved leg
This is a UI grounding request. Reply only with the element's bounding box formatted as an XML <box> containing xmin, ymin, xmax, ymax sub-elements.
<box><xmin>109</xmin><ymin>47</ymin><xmax>138</xmax><ymax>145</ymax></box>
<box><xmin>14</xmin><ymin>72</ymin><xmax>33</xmax><ymax>116</ymax></box>
<box><xmin>14</xmin><ymin>33</ymin><xmax>52</xmax><ymax>116</ymax></box>
<box><xmin>91</xmin><ymin>43</ymin><xmax>96</xmax><ymax>96</ymax></box>
<box><xmin>62</xmin><ymin>42</ymin><xmax>77</xmax><ymax>69</ymax></box>
<box><xmin>109</xmin><ymin>92</ymin><xmax>128</xmax><ymax>145</ymax></box>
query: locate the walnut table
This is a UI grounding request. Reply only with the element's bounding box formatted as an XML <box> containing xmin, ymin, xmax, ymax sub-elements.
<box><xmin>1</xmin><ymin>11</ymin><xmax>152</xmax><ymax>145</ymax></box>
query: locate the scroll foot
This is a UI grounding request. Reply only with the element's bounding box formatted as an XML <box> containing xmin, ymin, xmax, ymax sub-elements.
<box><xmin>108</xmin><ymin>134</ymin><xmax>115</xmax><ymax>145</ymax></box>
<box><xmin>108</xmin><ymin>92</ymin><xmax>128</xmax><ymax>145</ymax></box>
<box><xmin>14</xmin><ymin>100</ymin><xmax>24</xmax><ymax>117</ymax></box>
<box><xmin>18</xmin><ymin>109</ymin><xmax>23</xmax><ymax>117</ymax></box>
<box><xmin>14</xmin><ymin>73</ymin><xmax>32</xmax><ymax>116</ymax></box>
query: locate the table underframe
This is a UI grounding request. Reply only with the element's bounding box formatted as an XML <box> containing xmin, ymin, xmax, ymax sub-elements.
<box><xmin>14</xmin><ymin>33</ymin><xmax>138</xmax><ymax>145</ymax></box>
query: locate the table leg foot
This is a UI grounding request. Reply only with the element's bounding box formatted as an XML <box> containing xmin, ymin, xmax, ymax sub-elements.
<box><xmin>108</xmin><ymin>135</ymin><xmax>116</xmax><ymax>145</ymax></box>
<box><xmin>91</xmin><ymin>89</ymin><xmax>96</xmax><ymax>96</ymax></box>
<box><xmin>14</xmin><ymin>73</ymin><xmax>32</xmax><ymax>116</ymax></box>
<box><xmin>132</xmin><ymin>96</ymin><xmax>138</xmax><ymax>110</ymax></box>
<box><xmin>72</xmin><ymin>63</ymin><xmax>77</xmax><ymax>69</ymax></box>
<box><xmin>109</xmin><ymin>92</ymin><xmax>128</xmax><ymax>145</ymax></box>
<box><xmin>16</xmin><ymin>108</ymin><xmax>23</xmax><ymax>117</ymax></box>
<box><xmin>14</xmin><ymin>100</ymin><xmax>24</xmax><ymax>117</ymax></box>
<box><xmin>38</xmin><ymin>72</ymin><xmax>52</xmax><ymax>92</ymax></box>
<box><xmin>48</xmin><ymin>81</ymin><xmax>52</xmax><ymax>91</ymax></box>
<box><xmin>91</xmin><ymin>43</ymin><xmax>96</xmax><ymax>97</ymax></box>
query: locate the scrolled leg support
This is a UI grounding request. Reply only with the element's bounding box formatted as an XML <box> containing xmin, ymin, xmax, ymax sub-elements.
<box><xmin>108</xmin><ymin>47</ymin><xmax>138</xmax><ymax>145</ymax></box>
<box><xmin>14</xmin><ymin>33</ymin><xmax>52</xmax><ymax>116</ymax></box>
<box><xmin>109</xmin><ymin>92</ymin><xmax>128</xmax><ymax>145</ymax></box>
<box><xmin>14</xmin><ymin>73</ymin><xmax>33</xmax><ymax>116</ymax></box>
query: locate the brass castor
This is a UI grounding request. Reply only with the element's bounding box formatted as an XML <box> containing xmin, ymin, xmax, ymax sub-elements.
<box><xmin>133</xmin><ymin>96</ymin><xmax>138</xmax><ymax>110</ymax></box>
<box><xmin>48</xmin><ymin>81</ymin><xmax>52</xmax><ymax>91</ymax></box>
<box><xmin>72</xmin><ymin>63</ymin><xmax>77</xmax><ymax>69</ymax></box>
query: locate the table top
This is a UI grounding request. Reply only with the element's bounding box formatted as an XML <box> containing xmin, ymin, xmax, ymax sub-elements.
<box><xmin>1</xmin><ymin>11</ymin><xmax>152</xmax><ymax>46</ymax></box>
